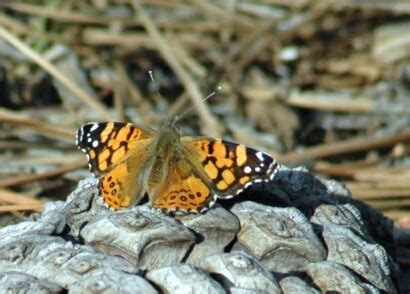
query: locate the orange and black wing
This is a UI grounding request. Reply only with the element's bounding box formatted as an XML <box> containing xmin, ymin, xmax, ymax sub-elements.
<box><xmin>76</xmin><ymin>122</ymin><xmax>153</xmax><ymax>209</ymax></box>
<box><xmin>148</xmin><ymin>158</ymin><xmax>216</xmax><ymax>214</ymax></box>
<box><xmin>182</xmin><ymin>138</ymin><xmax>278</xmax><ymax>199</ymax></box>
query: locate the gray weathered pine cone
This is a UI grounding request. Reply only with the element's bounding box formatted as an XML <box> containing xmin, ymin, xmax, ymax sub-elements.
<box><xmin>0</xmin><ymin>165</ymin><xmax>400</xmax><ymax>293</ymax></box>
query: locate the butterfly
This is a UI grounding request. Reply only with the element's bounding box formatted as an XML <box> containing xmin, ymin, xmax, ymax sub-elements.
<box><xmin>76</xmin><ymin>122</ymin><xmax>278</xmax><ymax>214</ymax></box>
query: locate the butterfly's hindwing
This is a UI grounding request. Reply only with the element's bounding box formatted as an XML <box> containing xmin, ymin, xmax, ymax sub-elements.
<box><xmin>149</xmin><ymin>158</ymin><xmax>217</xmax><ymax>214</ymax></box>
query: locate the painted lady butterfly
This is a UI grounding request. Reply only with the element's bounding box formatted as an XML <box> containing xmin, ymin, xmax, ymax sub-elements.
<box><xmin>76</xmin><ymin>122</ymin><xmax>278</xmax><ymax>214</ymax></box>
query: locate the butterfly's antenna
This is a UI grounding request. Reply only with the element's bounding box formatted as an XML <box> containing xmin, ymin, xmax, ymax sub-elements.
<box><xmin>149</xmin><ymin>70</ymin><xmax>163</xmax><ymax>101</ymax></box>
<box><xmin>172</xmin><ymin>86</ymin><xmax>222</xmax><ymax>127</ymax></box>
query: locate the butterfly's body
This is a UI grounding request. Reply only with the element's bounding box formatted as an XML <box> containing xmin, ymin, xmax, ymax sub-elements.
<box><xmin>143</xmin><ymin>126</ymin><xmax>181</xmax><ymax>193</ymax></box>
<box><xmin>77</xmin><ymin>122</ymin><xmax>278</xmax><ymax>214</ymax></box>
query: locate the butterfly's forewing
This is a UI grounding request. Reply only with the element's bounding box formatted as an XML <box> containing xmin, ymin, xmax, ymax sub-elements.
<box><xmin>182</xmin><ymin>137</ymin><xmax>278</xmax><ymax>199</ymax></box>
<box><xmin>76</xmin><ymin>122</ymin><xmax>153</xmax><ymax>173</ymax></box>
<box><xmin>76</xmin><ymin>122</ymin><xmax>153</xmax><ymax>209</ymax></box>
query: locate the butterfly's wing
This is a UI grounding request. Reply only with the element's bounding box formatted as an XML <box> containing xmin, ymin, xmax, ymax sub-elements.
<box><xmin>148</xmin><ymin>157</ymin><xmax>216</xmax><ymax>214</ymax></box>
<box><xmin>76</xmin><ymin>122</ymin><xmax>154</xmax><ymax>210</ymax></box>
<box><xmin>182</xmin><ymin>137</ymin><xmax>278</xmax><ymax>199</ymax></box>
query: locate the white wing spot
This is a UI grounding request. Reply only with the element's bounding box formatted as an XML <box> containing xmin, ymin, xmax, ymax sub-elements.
<box><xmin>255</xmin><ymin>179</ymin><xmax>262</xmax><ymax>183</ymax></box>
<box><xmin>87</xmin><ymin>137</ymin><xmax>92</xmax><ymax>143</ymax></box>
<box><xmin>92</xmin><ymin>140</ymin><xmax>99</xmax><ymax>147</ymax></box>
<box><xmin>269</xmin><ymin>163</ymin><xmax>279</xmax><ymax>180</ymax></box>
<box><xmin>90</xmin><ymin>123</ymin><xmax>99</xmax><ymax>132</ymax></box>
<box><xmin>244</xmin><ymin>166</ymin><xmax>252</xmax><ymax>174</ymax></box>
<box><xmin>255</xmin><ymin>167</ymin><xmax>261</xmax><ymax>172</ymax></box>
<box><xmin>256</xmin><ymin>151</ymin><xmax>265</xmax><ymax>161</ymax></box>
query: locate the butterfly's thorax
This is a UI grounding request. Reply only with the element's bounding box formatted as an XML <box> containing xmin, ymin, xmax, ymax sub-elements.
<box><xmin>152</xmin><ymin>126</ymin><xmax>181</xmax><ymax>156</ymax></box>
<box><xmin>145</xmin><ymin>126</ymin><xmax>183</xmax><ymax>192</ymax></box>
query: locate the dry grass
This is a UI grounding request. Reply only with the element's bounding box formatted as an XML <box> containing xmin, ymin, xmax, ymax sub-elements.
<box><xmin>0</xmin><ymin>1</ymin><xmax>409</xmax><ymax>226</ymax></box>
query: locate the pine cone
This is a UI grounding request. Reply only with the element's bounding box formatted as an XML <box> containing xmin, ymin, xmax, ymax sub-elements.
<box><xmin>0</xmin><ymin>165</ymin><xmax>401</xmax><ymax>293</ymax></box>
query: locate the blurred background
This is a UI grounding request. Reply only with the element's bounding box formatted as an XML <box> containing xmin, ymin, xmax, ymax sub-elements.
<box><xmin>0</xmin><ymin>1</ymin><xmax>410</xmax><ymax>228</ymax></box>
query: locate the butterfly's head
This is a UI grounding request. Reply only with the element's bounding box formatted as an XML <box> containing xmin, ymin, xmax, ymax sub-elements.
<box><xmin>155</xmin><ymin>126</ymin><xmax>181</xmax><ymax>154</ymax></box>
